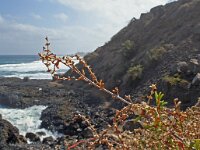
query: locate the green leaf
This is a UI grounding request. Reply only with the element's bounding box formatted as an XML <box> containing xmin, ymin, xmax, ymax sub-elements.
<box><xmin>160</xmin><ymin>100</ymin><xmax>168</xmax><ymax>107</ymax></box>
<box><xmin>155</xmin><ymin>91</ymin><xmax>158</xmax><ymax>100</ymax></box>
<box><xmin>193</xmin><ymin>139</ymin><xmax>200</xmax><ymax>150</ymax></box>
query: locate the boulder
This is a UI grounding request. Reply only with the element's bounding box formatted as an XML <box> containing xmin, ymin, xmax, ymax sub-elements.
<box><xmin>192</xmin><ymin>73</ymin><xmax>200</xmax><ymax>86</ymax></box>
<box><xmin>63</xmin><ymin>124</ymin><xmax>76</xmax><ymax>136</ymax></box>
<box><xmin>189</xmin><ymin>59</ymin><xmax>200</xmax><ymax>74</ymax></box>
<box><xmin>36</xmin><ymin>131</ymin><xmax>46</xmax><ymax>137</ymax></box>
<box><xmin>195</xmin><ymin>98</ymin><xmax>200</xmax><ymax>107</ymax></box>
<box><xmin>0</xmin><ymin>116</ymin><xmax>26</xmax><ymax>145</ymax></box>
<box><xmin>81</xmin><ymin>127</ymin><xmax>94</xmax><ymax>138</ymax></box>
<box><xmin>42</xmin><ymin>136</ymin><xmax>54</xmax><ymax>145</ymax></box>
<box><xmin>177</xmin><ymin>61</ymin><xmax>189</xmax><ymax>73</ymax></box>
<box><xmin>25</xmin><ymin>132</ymin><xmax>40</xmax><ymax>143</ymax></box>
<box><xmin>190</xmin><ymin>59</ymin><xmax>199</xmax><ymax>65</ymax></box>
<box><xmin>19</xmin><ymin>135</ymin><xmax>27</xmax><ymax>143</ymax></box>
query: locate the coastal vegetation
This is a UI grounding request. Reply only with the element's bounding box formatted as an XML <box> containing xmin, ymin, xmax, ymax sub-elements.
<box><xmin>1</xmin><ymin>0</ymin><xmax>200</xmax><ymax>149</ymax></box>
<box><xmin>127</xmin><ymin>65</ymin><xmax>143</xmax><ymax>80</ymax></box>
<box><xmin>121</xmin><ymin>40</ymin><xmax>135</xmax><ymax>57</ymax></box>
<box><xmin>147</xmin><ymin>46</ymin><xmax>166</xmax><ymax>61</ymax></box>
<box><xmin>122</xmin><ymin>40</ymin><xmax>134</xmax><ymax>51</ymax></box>
<box><xmin>39</xmin><ymin>38</ymin><xmax>200</xmax><ymax>150</ymax></box>
<box><xmin>162</xmin><ymin>74</ymin><xmax>189</xmax><ymax>86</ymax></box>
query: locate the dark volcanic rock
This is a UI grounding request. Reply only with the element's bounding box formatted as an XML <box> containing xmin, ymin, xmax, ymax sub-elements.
<box><xmin>0</xmin><ymin>114</ymin><xmax>54</xmax><ymax>149</ymax></box>
<box><xmin>192</xmin><ymin>73</ymin><xmax>200</xmax><ymax>85</ymax></box>
<box><xmin>42</xmin><ymin>136</ymin><xmax>54</xmax><ymax>145</ymax></box>
<box><xmin>0</xmin><ymin>77</ymin><xmax>74</xmax><ymax>109</ymax></box>
<box><xmin>0</xmin><ymin>114</ymin><xmax>26</xmax><ymax>145</ymax></box>
<box><xmin>0</xmin><ymin>143</ymin><xmax>10</xmax><ymax>150</ymax></box>
<box><xmin>63</xmin><ymin>116</ymin><xmax>90</xmax><ymax>137</ymax></box>
<box><xmin>40</xmin><ymin>102</ymin><xmax>74</xmax><ymax>132</ymax></box>
<box><xmin>195</xmin><ymin>98</ymin><xmax>200</xmax><ymax>107</ymax></box>
<box><xmin>64</xmin><ymin>0</ymin><xmax>200</xmax><ymax>109</ymax></box>
<box><xmin>0</xmin><ymin>93</ymin><xmax>20</xmax><ymax>107</ymax></box>
<box><xmin>25</xmin><ymin>132</ymin><xmax>40</xmax><ymax>143</ymax></box>
<box><xmin>81</xmin><ymin>127</ymin><xmax>94</xmax><ymax>138</ymax></box>
<box><xmin>173</xmin><ymin>61</ymin><xmax>189</xmax><ymax>74</ymax></box>
<box><xmin>36</xmin><ymin>131</ymin><xmax>46</xmax><ymax>137</ymax></box>
<box><xmin>189</xmin><ymin>59</ymin><xmax>200</xmax><ymax>74</ymax></box>
<box><xmin>9</xmin><ymin>143</ymin><xmax>53</xmax><ymax>150</ymax></box>
<box><xmin>2</xmin><ymin>0</ymin><xmax>200</xmax><ymax>148</ymax></box>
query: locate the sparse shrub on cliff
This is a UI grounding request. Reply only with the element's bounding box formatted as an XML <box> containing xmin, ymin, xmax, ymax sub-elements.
<box><xmin>127</xmin><ymin>64</ymin><xmax>143</xmax><ymax>80</ymax></box>
<box><xmin>163</xmin><ymin>74</ymin><xmax>189</xmax><ymax>86</ymax></box>
<box><xmin>122</xmin><ymin>40</ymin><xmax>134</xmax><ymax>50</ymax></box>
<box><xmin>39</xmin><ymin>37</ymin><xmax>200</xmax><ymax>150</ymax></box>
<box><xmin>147</xmin><ymin>46</ymin><xmax>166</xmax><ymax>61</ymax></box>
<box><xmin>121</xmin><ymin>40</ymin><xmax>135</xmax><ymax>57</ymax></box>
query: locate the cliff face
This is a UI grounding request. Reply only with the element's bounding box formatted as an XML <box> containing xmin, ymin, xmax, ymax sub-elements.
<box><xmin>66</xmin><ymin>0</ymin><xmax>200</xmax><ymax>109</ymax></box>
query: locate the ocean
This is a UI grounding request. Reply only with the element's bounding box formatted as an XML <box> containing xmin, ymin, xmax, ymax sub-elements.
<box><xmin>0</xmin><ymin>55</ymin><xmax>67</xmax><ymax>79</ymax></box>
<box><xmin>0</xmin><ymin>55</ymin><xmax>67</xmax><ymax>140</ymax></box>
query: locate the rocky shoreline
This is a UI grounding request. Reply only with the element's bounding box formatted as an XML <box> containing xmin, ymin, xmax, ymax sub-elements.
<box><xmin>1</xmin><ymin>0</ymin><xmax>200</xmax><ymax>149</ymax></box>
<box><xmin>0</xmin><ymin>77</ymin><xmax>115</xmax><ymax>149</ymax></box>
<box><xmin>1</xmin><ymin>76</ymin><xmax>199</xmax><ymax>150</ymax></box>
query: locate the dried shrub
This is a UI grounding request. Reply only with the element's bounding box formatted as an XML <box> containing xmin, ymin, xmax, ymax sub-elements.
<box><xmin>39</xmin><ymin>37</ymin><xmax>200</xmax><ymax>150</ymax></box>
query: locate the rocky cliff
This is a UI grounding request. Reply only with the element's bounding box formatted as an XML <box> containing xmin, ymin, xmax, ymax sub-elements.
<box><xmin>67</xmin><ymin>0</ymin><xmax>200</xmax><ymax>109</ymax></box>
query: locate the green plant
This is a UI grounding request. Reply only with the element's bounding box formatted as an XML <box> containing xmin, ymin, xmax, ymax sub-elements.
<box><xmin>39</xmin><ymin>38</ymin><xmax>200</xmax><ymax>150</ymax></box>
<box><xmin>163</xmin><ymin>75</ymin><xmax>189</xmax><ymax>86</ymax></box>
<box><xmin>121</xmin><ymin>40</ymin><xmax>135</xmax><ymax>57</ymax></box>
<box><xmin>148</xmin><ymin>46</ymin><xmax>166</xmax><ymax>61</ymax></box>
<box><xmin>190</xmin><ymin>139</ymin><xmax>200</xmax><ymax>150</ymax></box>
<box><xmin>127</xmin><ymin>65</ymin><xmax>143</xmax><ymax>80</ymax></box>
<box><xmin>122</xmin><ymin>40</ymin><xmax>134</xmax><ymax>50</ymax></box>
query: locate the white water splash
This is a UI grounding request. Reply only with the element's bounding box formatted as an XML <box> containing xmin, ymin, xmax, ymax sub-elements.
<box><xmin>0</xmin><ymin>105</ymin><xmax>61</xmax><ymax>141</ymax></box>
<box><xmin>0</xmin><ymin>57</ymin><xmax>79</xmax><ymax>79</ymax></box>
<box><xmin>0</xmin><ymin>61</ymin><xmax>47</xmax><ymax>72</ymax></box>
<box><xmin>0</xmin><ymin>61</ymin><xmax>67</xmax><ymax>79</ymax></box>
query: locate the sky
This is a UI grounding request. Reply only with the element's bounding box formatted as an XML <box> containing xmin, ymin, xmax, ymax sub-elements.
<box><xmin>0</xmin><ymin>0</ymin><xmax>174</xmax><ymax>55</ymax></box>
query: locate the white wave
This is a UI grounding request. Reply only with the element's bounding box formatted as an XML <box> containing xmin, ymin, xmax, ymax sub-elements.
<box><xmin>0</xmin><ymin>60</ymin><xmax>68</xmax><ymax>72</ymax></box>
<box><xmin>0</xmin><ymin>105</ymin><xmax>62</xmax><ymax>141</ymax></box>
<box><xmin>0</xmin><ymin>60</ymin><xmax>71</xmax><ymax>79</ymax></box>
<box><xmin>4</xmin><ymin>73</ymin><xmax>52</xmax><ymax>79</ymax></box>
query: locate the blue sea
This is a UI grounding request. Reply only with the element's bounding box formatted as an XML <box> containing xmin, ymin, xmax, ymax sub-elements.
<box><xmin>0</xmin><ymin>55</ymin><xmax>65</xmax><ymax>140</ymax></box>
<box><xmin>0</xmin><ymin>55</ymin><xmax>67</xmax><ymax>79</ymax></box>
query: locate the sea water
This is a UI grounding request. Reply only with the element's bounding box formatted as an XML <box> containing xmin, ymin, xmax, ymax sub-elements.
<box><xmin>0</xmin><ymin>55</ymin><xmax>68</xmax><ymax>79</ymax></box>
<box><xmin>0</xmin><ymin>55</ymin><xmax>75</xmax><ymax>140</ymax></box>
<box><xmin>0</xmin><ymin>105</ymin><xmax>61</xmax><ymax>141</ymax></box>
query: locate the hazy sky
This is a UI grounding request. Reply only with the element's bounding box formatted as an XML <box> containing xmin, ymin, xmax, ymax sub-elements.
<box><xmin>0</xmin><ymin>0</ymin><xmax>174</xmax><ymax>55</ymax></box>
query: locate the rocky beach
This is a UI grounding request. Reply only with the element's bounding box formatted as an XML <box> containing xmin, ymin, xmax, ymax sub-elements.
<box><xmin>0</xmin><ymin>0</ymin><xmax>200</xmax><ymax>149</ymax></box>
<box><xmin>0</xmin><ymin>77</ymin><xmax>115</xmax><ymax>149</ymax></box>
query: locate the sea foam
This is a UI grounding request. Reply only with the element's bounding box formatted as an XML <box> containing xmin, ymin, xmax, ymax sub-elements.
<box><xmin>0</xmin><ymin>105</ymin><xmax>61</xmax><ymax>141</ymax></box>
<box><xmin>0</xmin><ymin>60</ymin><xmax>68</xmax><ymax>79</ymax></box>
